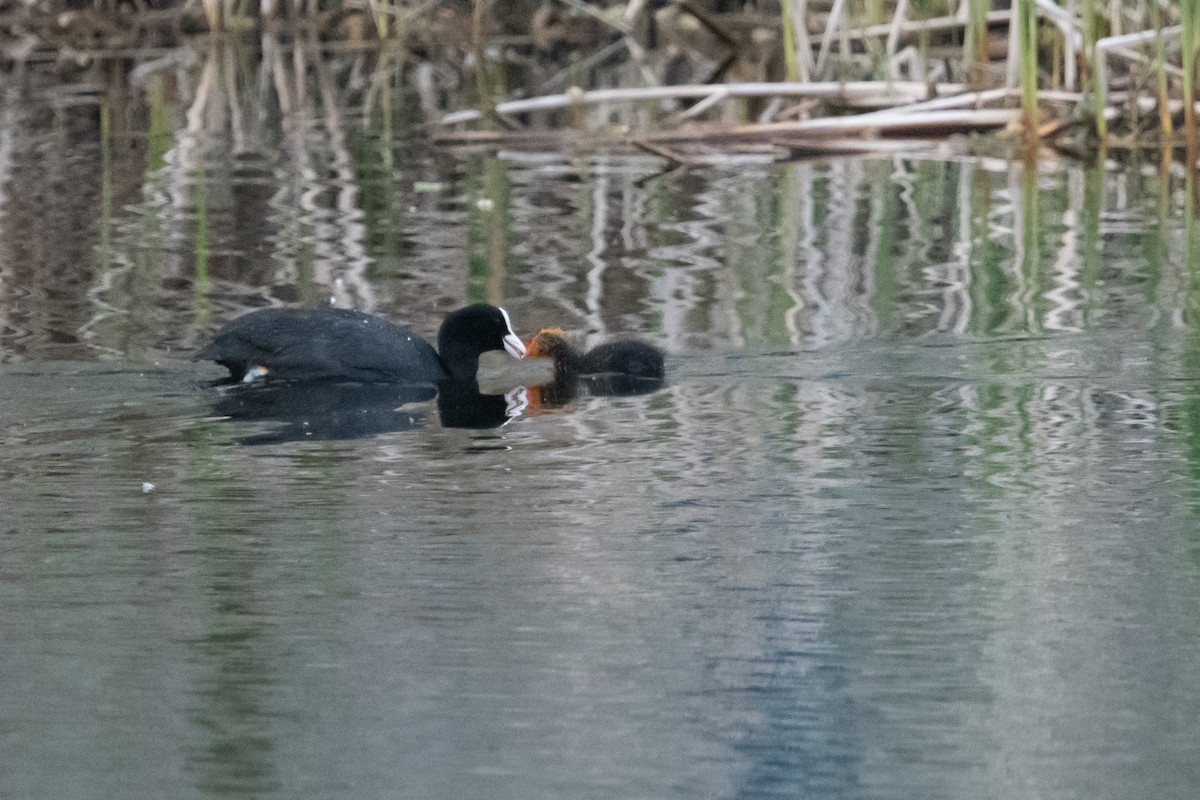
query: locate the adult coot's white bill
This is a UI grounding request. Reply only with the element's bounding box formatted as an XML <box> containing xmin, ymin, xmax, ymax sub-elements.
<box><xmin>194</xmin><ymin>304</ymin><xmax>525</xmax><ymax>384</ymax></box>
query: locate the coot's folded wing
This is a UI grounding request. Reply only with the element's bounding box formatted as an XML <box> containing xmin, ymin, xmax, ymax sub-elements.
<box><xmin>196</xmin><ymin>307</ymin><xmax>449</xmax><ymax>384</ymax></box>
<box><xmin>282</xmin><ymin>309</ymin><xmax>448</xmax><ymax>383</ymax></box>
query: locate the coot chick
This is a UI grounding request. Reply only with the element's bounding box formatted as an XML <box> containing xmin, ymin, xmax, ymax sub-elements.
<box><xmin>525</xmin><ymin>328</ymin><xmax>665</xmax><ymax>404</ymax></box>
<box><xmin>526</xmin><ymin>328</ymin><xmax>665</xmax><ymax>380</ymax></box>
<box><xmin>195</xmin><ymin>304</ymin><xmax>525</xmax><ymax>385</ymax></box>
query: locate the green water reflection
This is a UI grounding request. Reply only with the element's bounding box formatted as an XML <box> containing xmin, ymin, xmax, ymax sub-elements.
<box><xmin>2</xmin><ymin>39</ymin><xmax>1200</xmax><ymax>800</ymax></box>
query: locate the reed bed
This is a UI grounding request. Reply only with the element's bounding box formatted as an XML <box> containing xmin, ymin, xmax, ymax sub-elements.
<box><xmin>2</xmin><ymin>0</ymin><xmax>1199</xmax><ymax>163</ymax></box>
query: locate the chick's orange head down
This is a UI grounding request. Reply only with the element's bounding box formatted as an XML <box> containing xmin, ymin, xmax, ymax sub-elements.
<box><xmin>526</xmin><ymin>328</ymin><xmax>568</xmax><ymax>359</ymax></box>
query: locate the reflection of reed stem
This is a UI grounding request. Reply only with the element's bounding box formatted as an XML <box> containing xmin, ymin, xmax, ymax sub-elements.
<box><xmin>187</xmin><ymin>45</ymin><xmax>218</xmax><ymax>133</ymax></box>
<box><xmin>310</xmin><ymin>34</ymin><xmax>376</xmax><ymax>311</ymax></box>
<box><xmin>222</xmin><ymin>43</ymin><xmax>247</xmax><ymax>153</ymax></box>
<box><xmin>99</xmin><ymin>102</ymin><xmax>112</xmax><ymax>274</ymax></box>
<box><xmin>194</xmin><ymin>164</ymin><xmax>210</xmax><ymax>330</ymax></box>
<box><xmin>1018</xmin><ymin>166</ymin><xmax>1041</xmax><ymax>330</ymax></box>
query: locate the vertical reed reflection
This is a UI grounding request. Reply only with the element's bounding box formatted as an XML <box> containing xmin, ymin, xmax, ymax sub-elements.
<box><xmin>2</xmin><ymin>42</ymin><xmax>1199</xmax><ymax>370</ymax></box>
<box><xmin>7</xmin><ymin>43</ymin><xmax>1200</xmax><ymax>800</ymax></box>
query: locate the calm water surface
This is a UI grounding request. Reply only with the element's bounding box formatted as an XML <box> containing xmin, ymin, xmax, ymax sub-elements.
<box><xmin>2</xmin><ymin>49</ymin><xmax>1200</xmax><ymax>799</ymax></box>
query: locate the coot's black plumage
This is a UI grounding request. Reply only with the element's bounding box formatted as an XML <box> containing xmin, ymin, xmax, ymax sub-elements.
<box><xmin>194</xmin><ymin>303</ymin><xmax>525</xmax><ymax>385</ymax></box>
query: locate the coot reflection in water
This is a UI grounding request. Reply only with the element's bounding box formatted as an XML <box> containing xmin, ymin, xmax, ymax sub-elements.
<box><xmin>209</xmin><ymin>380</ymin><xmax>526</xmax><ymax>444</ymax></box>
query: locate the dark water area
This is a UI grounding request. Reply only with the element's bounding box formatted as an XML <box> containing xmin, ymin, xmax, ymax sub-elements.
<box><xmin>3</xmin><ymin>44</ymin><xmax>1200</xmax><ymax>800</ymax></box>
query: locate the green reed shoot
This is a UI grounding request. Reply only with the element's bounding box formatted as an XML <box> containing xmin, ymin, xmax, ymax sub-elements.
<box><xmin>964</xmin><ymin>0</ymin><xmax>991</xmax><ymax>87</ymax></box>
<box><xmin>1017</xmin><ymin>0</ymin><xmax>1040</xmax><ymax>141</ymax></box>
<box><xmin>1079</xmin><ymin>0</ymin><xmax>1105</xmax><ymax>144</ymax></box>
<box><xmin>1153</xmin><ymin>0</ymin><xmax>1173</xmax><ymax>141</ymax></box>
<box><xmin>471</xmin><ymin>0</ymin><xmax>495</xmax><ymax>124</ymax></box>
<box><xmin>781</xmin><ymin>1</ymin><xmax>800</xmax><ymax>82</ymax></box>
<box><xmin>1185</xmin><ymin>0</ymin><xmax>1200</xmax><ymax>161</ymax></box>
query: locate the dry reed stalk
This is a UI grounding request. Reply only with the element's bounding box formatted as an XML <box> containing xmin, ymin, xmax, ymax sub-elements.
<box><xmin>782</xmin><ymin>0</ymin><xmax>813</xmax><ymax>82</ymax></box>
<box><xmin>440</xmin><ymin>81</ymin><xmax>966</xmax><ymax>126</ymax></box>
<box><xmin>885</xmin><ymin>0</ymin><xmax>911</xmax><ymax>79</ymax></box>
<box><xmin>855</xmin><ymin>87</ymin><xmax>1015</xmax><ymax>118</ymax></box>
<box><xmin>675</xmin><ymin>1</ymin><xmax>737</xmax><ymax>49</ymax></box>
<box><xmin>814</xmin><ymin>0</ymin><xmax>851</xmax><ymax>78</ymax></box>
<box><xmin>1094</xmin><ymin>26</ymin><xmax>1185</xmax><ymax>123</ymax></box>
<box><xmin>1033</xmin><ymin>0</ymin><xmax>1080</xmax><ymax>90</ymax></box>
<box><xmin>431</xmin><ymin>128</ymin><xmax>578</xmax><ymax>147</ymax></box>
<box><xmin>639</xmin><ymin>108</ymin><xmax>1018</xmax><ymax>145</ymax></box>
<box><xmin>433</xmin><ymin>106</ymin><xmax>1016</xmax><ymax>150</ymax></box>
<box><xmin>774</xmin><ymin>138</ymin><xmax>941</xmax><ymax>157</ymax></box>
<box><xmin>822</xmin><ymin>8</ymin><xmax>1010</xmax><ymax>45</ymax></box>
<box><xmin>555</xmin><ymin>0</ymin><xmax>631</xmax><ymax>36</ymax></box>
<box><xmin>200</xmin><ymin>0</ymin><xmax>221</xmax><ymax>31</ymax></box>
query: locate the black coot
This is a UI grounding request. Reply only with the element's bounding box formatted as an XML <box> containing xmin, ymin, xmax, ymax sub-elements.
<box><xmin>194</xmin><ymin>303</ymin><xmax>526</xmax><ymax>384</ymax></box>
